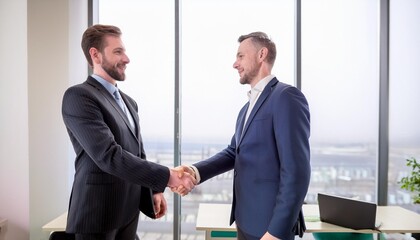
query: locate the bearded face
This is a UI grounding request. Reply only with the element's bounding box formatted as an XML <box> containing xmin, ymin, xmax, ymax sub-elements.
<box><xmin>93</xmin><ymin>35</ymin><xmax>130</xmax><ymax>83</ymax></box>
<box><xmin>239</xmin><ymin>57</ymin><xmax>259</xmax><ymax>85</ymax></box>
<box><xmin>101</xmin><ymin>54</ymin><xmax>126</xmax><ymax>81</ymax></box>
<box><xmin>233</xmin><ymin>38</ymin><xmax>263</xmax><ymax>87</ymax></box>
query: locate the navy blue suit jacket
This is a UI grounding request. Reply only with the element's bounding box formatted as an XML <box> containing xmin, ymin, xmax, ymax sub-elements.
<box><xmin>194</xmin><ymin>78</ymin><xmax>311</xmax><ymax>240</ymax></box>
<box><xmin>62</xmin><ymin>77</ymin><xmax>169</xmax><ymax>233</ymax></box>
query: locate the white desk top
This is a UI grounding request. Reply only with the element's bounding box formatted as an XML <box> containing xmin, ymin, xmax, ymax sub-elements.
<box><xmin>304</xmin><ymin>204</ymin><xmax>420</xmax><ymax>233</ymax></box>
<box><xmin>42</xmin><ymin>203</ymin><xmax>420</xmax><ymax>234</ymax></box>
<box><xmin>196</xmin><ymin>203</ymin><xmax>420</xmax><ymax>233</ymax></box>
<box><xmin>42</xmin><ymin>212</ymin><xmax>67</xmax><ymax>232</ymax></box>
<box><xmin>196</xmin><ymin>203</ymin><xmax>236</xmax><ymax>232</ymax></box>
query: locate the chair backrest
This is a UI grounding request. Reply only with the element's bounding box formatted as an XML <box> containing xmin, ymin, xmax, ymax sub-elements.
<box><xmin>49</xmin><ymin>231</ymin><xmax>75</xmax><ymax>240</ymax></box>
<box><xmin>49</xmin><ymin>231</ymin><xmax>140</xmax><ymax>240</ymax></box>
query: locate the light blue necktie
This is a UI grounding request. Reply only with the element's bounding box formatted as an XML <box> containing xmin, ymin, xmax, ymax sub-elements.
<box><xmin>114</xmin><ymin>89</ymin><xmax>136</xmax><ymax>130</ymax></box>
<box><xmin>113</xmin><ymin>89</ymin><xmax>126</xmax><ymax>113</ymax></box>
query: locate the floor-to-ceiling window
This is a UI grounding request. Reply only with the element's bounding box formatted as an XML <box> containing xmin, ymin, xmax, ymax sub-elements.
<box><xmin>95</xmin><ymin>1</ymin><xmax>420</xmax><ymax>239</ymax></box>
<box><xmin>99</xmin><ymin>0</ymin><xmax>295</xmax><ymax>239</ymax></box>
<box><xmin>301</xmin><ymin>0</ymin><xmax>379</xmax><ymax>203</ymax></box>
<box><xmin>180</xmin><ymin>0</ymin><xmax>295</xmax><ymax>238</ymax></box>
<box><xmin>389</xmin><ymin>0</ymin><xmax>420</xmax><ymax>212</ymax></box>
<box><xmin>99</xmin><ymin>1</ymin><xmax>176</xmax><ymax>238</ymax></box>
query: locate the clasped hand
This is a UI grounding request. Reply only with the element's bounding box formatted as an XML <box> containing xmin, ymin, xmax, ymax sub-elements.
<box><xmin>167</xmin><ymin>166</ymin><xmax>197</xmax><ymax>196</ymax></box>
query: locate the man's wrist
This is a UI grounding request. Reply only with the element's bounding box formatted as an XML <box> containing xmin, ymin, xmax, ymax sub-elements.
<box><xmin>167</xmin><ymin>168</ymin><xmax>178</xmax><ymax>187</ymax></box>
<box><xmin>190</xmin><ymin>165</ymin><xmax>201</xmax><ymax>183</ymax></box>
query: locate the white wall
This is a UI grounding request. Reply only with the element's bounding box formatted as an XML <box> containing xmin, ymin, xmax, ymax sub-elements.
<box><xmin>0</xmin><ymin>0</ymin><xmax>29</xmax><ymax>239</ymax></box>
<box><xmin>0</xmin><ymin>0</ymin><xmax>87</xmax><ymax>239</ymax></box>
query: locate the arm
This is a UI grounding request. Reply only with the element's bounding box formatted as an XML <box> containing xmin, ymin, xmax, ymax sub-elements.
<box><xmin>192</xmin><ymin>136</ymin><xmax>237</xmax><ymax>182</ymax></box>
<box><xmin>170</xmin><ymin>136</ymin><xmax>237</xmax><ymax>195</ymax></box>
<box><xmin>62</xmin><ymin>85</ymin><xmax>195</xmax><ymax>192</ymax></box>
<box><xmin>268</xmin><ymin>86</ymin><xmax>311</xmax><ymax>239</ymax></box>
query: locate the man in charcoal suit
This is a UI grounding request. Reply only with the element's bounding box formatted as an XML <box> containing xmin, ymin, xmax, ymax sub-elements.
<box><xmin>62</xmin><ymin>24</ymin><xmax>195</xmax><ymax>240</ymax></box>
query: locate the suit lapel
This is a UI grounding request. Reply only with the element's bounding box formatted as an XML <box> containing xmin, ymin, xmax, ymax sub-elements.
<box><xmin>120</xmin><ymin>92</ymin><xmax>140</xmax><ymax>139</ymax></box>
<box><xmin>238</xmin><ymin>78</ymin><xmax>278</xmax><ymax>145</ymax></box>
<box><xmin>86</xmin><ymin>77</ymin><xmax>139</xmax><ymax>140</ymax></box>
<box><xmin>236</xmin><ymin>104</ymin><xmax>248</xmax><ymax>144</ymax></box>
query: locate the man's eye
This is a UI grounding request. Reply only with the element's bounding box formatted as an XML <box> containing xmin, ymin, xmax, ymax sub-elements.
<box><xmin>114</xmin><ymin>49</ymin><xmax>124</xmax><ymax>55</ymax></box>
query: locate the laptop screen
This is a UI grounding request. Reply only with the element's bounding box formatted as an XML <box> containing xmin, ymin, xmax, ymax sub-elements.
<box><xmin>318</xmin><ymin>193</ymin><xmax>378</xmax><ymax>230</ymax></box>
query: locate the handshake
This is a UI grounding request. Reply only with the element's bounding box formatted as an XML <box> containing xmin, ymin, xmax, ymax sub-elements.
<box><xmin>167</xmin><ymin>166</ymin><xmax>198</xmax><ymax>196</ymax></box>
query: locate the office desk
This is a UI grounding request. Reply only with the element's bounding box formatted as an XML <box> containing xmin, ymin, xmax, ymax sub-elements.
<box><xmin>303</xmin><ymin>204</ymin><xmax>420</xmax><ymax>233</ymax></box>
<box><xmin>196</xmin><ymin>203</ymin><xmax>237</xmax><ymax>239</ymax></box>
<box><xmin>42</xmin><ymin>212</ymin><xmax>67</xmax><ymax>232</ymax></box>
<box><xmin>43</xmin><ymin>204</ymin><xmax>420</xmax><ymax>239</ymax></box>
<box><xmin>196</xmin><ymin>203</ymin><xmax>420</xmax><ymax>239</ymax></box>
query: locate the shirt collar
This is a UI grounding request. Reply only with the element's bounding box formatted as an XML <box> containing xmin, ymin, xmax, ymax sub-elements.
<box><xmin>254</xmin><ymin>74</ymin><xmax>275</xmax><ymax>92</ymax></box>
<box><xmin>91</xmin><ymin>74</ymin><xmax>118</xmax><ymax>96</ymax></box>
<box><xmin>248</xmin><ymin>74</ymin><xmax>275</xmax><ymax>99</ymax></box>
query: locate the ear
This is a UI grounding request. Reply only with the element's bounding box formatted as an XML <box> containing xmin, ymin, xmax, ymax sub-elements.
<box><xmin>258</xmin><ymin>47</ymin><xmax>268</xmax><ymax>62</ymax></box>
<box><xmin>89</xmin><ymin>47</ymin><xmax>101</xmax><ymax>65</ymax></box>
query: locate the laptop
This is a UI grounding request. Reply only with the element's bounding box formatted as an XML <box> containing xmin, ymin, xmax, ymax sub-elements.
<box><xmin>318</xmin><ymin>193</ymin><xmax>381</xmax><ymax>230</ymax></box>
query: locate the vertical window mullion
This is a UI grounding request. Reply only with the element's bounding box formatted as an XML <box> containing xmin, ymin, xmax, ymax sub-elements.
<box><xmin>378</xmin><ymin>0</ymin><xmax>390</xmax><ymax>206</ymax></box>
<box><xmin>173</xmin><ymin>0</ymin><xmax>182</xmax><ymax>240</ymax></box>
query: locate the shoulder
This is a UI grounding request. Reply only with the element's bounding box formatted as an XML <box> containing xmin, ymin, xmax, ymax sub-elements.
<box><xmin>269</xmin><ymin>81</ymin><xmax>309</xmax><ymax>114</ymax></box>
<box><xmin>271</xmin><ymin>81</ymin><xmax>306</xmax><ymax>101</ymax></box>
<box><xmin>64</xmin><ymin>78</ymin><xmax>103</xmax><ymax>98</ymax></box>
<box><xmin>62</xmin><ymin>80</ymin><xmax>106</xmax><ymax>111</ymax></box>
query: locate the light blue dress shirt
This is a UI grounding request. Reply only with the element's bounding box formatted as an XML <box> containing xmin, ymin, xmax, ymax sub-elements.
<box><xmin>91</xmin><ymin>74</ymin><xmax>136</xmax><ymax>130</ymax></box>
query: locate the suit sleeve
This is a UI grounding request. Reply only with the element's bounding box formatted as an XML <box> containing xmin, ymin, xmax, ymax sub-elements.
<box><xmin>62</xmin><ymin>85</ymin><xmax>169</xmax><ymax>192</ymax></box>
<box><xmin>193</xmin><ymin>135</ymin><xmax>236</xmax><ymax>182</ymax></box>
<box><xmin>268</xmin><ymin>86</ymin><xmax>311</xmax><ymax>238</ymax></box>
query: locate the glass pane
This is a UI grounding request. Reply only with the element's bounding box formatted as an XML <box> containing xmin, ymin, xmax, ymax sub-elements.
<box><xmin>302</xmin><ymin>0</ymin><xmax>379</xmax><ymax>203</ymax></box>
<box><xmin>181</xmin><ymin>0</ymin><xmax>294</xmax><ymax>238</ymax></box>
<box><xmin>389</xmin><ymin>0</ymin><xmax>420</xmax><ymax>213</ymax></box>
<box><xmin>99</xmin><ymin>0</ymin><xmax>175</xmax><ymax>239</ymax></box>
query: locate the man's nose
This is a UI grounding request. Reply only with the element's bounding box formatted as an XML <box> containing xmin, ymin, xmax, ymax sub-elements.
<box><xmin>123</xmin><ymin>54</ymin><xmax>130</xmax><ymax>64</ymax></box>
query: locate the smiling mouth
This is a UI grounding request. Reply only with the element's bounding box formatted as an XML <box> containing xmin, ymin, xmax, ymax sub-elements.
<box><xmin>114</xmin><ymin>62</ymin><xmax>126</xmax><ymax>70</ymax></box>
<box><xmin>117</xmin><ymin>65</ymin><xmax>126</xmax><ymax>72</ymax></box>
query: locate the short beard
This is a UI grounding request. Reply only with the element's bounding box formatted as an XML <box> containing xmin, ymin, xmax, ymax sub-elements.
<box><xmin>239</xmin><ymin>64</ymin><xmax>259</xmax><ymax>85</ymax></box>
<box><xmin>102</xmin><ymin>57</ymin><xmax>125</xmax><ymax>81</ymax></box>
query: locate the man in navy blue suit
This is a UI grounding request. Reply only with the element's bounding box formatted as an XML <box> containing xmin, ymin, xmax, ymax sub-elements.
<box><xmin>176</xmin><ymin>32</ymin><xmax>311</xmax><ymax>240</ymax></box>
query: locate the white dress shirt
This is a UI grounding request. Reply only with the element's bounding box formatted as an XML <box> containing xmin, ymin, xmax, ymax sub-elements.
<box><xmin>191</xmin><ymin>75</ymin><xmax>275</xmax><ymax>184</ymax></box>
<box><xmin>243</xmin><ymin>74</ymin><xmax>275</xmax><ymax>126</ymax></box>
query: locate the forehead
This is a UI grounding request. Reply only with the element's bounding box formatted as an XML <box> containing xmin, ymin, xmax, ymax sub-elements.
<box><xmin>238</xmin><ymin>38</ymin><xmax>257</xmax><ymax>53</ymax></box>
<box><xmin>103</xmin><ymin>35</ymin><xmax>124</xmax><ymax>50</ymax></box>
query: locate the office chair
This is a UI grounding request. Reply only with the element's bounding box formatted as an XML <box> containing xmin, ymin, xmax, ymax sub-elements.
<box><xmin>48</xmin><ymin>231</ymin><xmax>140</xmax><ymax>240</ymax></box>
<box><xmin>48</xmin><ymin>231</ymin><xmax>75</xmax><ymax>240</ymax></box>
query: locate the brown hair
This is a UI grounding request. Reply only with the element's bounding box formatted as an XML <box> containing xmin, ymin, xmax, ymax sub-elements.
<box><xmin>81</xmin><ymin>24</ymin><xmax>122</xmax><ymax>67</ymax></box>
<box><xmin>238</xmin><ymin>32</ymin><xmax>276</xmax><ymax>65</ymax></box>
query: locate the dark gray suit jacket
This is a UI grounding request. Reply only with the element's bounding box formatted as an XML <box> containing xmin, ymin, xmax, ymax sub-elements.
<box><xmin>62</xmin><ymin>76</ymin><xmax>169</xmax><ymax>233</ymax></box>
